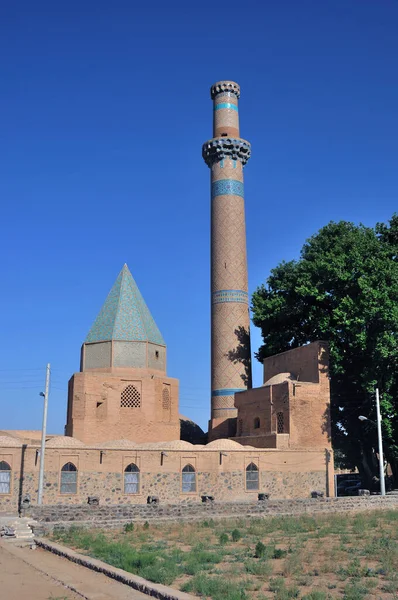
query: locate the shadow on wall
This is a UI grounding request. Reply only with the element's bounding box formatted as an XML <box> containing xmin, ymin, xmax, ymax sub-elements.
<box><xmin>227</xmin><ymin>325</ymin><xmax>252</xmax><ymax>389</ymax></box>
<box><xmin>319</xmin><ymin>344</ymin><xmax>332</xmax><ymax>445</ymax></box>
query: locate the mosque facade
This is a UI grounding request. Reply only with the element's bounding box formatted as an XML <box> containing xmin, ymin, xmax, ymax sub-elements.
<box><xmin>0</xmin><ymin>82</ymin><xmax>333</xmax><ymax>510</ymax></box>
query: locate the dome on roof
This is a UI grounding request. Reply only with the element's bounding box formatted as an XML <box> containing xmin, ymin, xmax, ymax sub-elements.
<box><xmin>102</xmin><ymin>439</ymin><xmax>138</xmax><ymax>449</ymax></box>
<box><xmin>263</xmin><ymin>372</ymin><xmax>297</xmax><ymax>386</ymax></box>
<box><xmin>162</xmin><ymin>440</ymin><xmax>194</xmax><ymax>449</ymax></box>
<box><xmin>205</xmin><ymin>439</ymin><xmax>246</xmax><ymax>450</ymax></box>
<box><xmin>46</xmin><ymin>436</ymin><xmax>86</xmax><ymax>448</ymax></box>
<box><xmin>0</xmin><ymin>435</ymin><xmax>22</xmax><ymax>447</ymax></box>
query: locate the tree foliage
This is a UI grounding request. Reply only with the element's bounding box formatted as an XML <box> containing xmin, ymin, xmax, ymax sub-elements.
<box><xmin>252</xmin><ymin>215</ymin><xmax>398</xmax><ymax>482</ymax></box>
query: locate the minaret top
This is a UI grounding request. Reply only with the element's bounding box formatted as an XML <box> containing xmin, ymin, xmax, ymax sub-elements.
<box><xmin>211</xmin><ymin>81</ymin><xmax>240</xmax><ymax>100</ymax></box>
<box><xmin>85</xmin><ymin>264</ymin><xmax>165</xmax><ymax>346</ymax></box>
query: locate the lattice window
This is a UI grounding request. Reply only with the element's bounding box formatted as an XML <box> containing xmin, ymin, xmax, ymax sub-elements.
<box><xmin>60</xmin><ymin>462</ymin><xmax>77</xmax><ymax>494</ymax></box>
<box><xmin>246</xmin><ymin>462</ymin><xmax>259</xmax><ymax>491</ymax></box>
<box><xmin>182</xmin><ymin>464</ymin><xmax>196</xmax><ymax>493</ymax></box>
<box><xmin>121</xmin><ymin>384</ymin><xmax>141</xmax><ymax>408</ymax></box>
<box><xmin>0</xmin><ymin>461</ymin><xmax>11</xmax><ymax>494</ymax></box>
<box><xmin>162</xmin><ymin>387</ymin><xmax>170</xmax><ymax>410</ymax></box>
<box><xmin>124</xmin><ymin>463</ymin><xmax>140</xmax><ymax>494</ymax></box>
<box><xmin>277</xmin><ymin>412</ymin><xmax>284</xmax><ymax>434</ymax></box>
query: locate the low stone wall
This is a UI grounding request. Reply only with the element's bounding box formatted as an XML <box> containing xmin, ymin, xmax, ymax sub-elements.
<box><xmin>27</xmin><ymin>495</ymin><xmax>398</xmax><ymax>531</ymax></box>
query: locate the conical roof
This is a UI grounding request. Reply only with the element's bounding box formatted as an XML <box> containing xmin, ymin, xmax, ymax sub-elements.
<box><xmin>85</xmin><ymin>264</ymin><xmax>165</xmax><ymax>345</ymax></box>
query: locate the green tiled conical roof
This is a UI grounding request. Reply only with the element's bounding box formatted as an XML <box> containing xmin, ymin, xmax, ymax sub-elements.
<box><xmin>85</xmin><ymin>264</ymin><xmax>165</xmax><ymax>345</ymax></box>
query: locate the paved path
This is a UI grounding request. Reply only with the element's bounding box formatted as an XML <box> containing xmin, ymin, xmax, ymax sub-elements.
<box><xmin>0</xmin><ymin>541</ymin><xmax>151</xmax><ymax>600</ymax></box>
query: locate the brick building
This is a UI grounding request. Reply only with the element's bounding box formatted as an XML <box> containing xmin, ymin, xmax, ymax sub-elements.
<box><xmin>0</xmin><ymin>81</ymin><xmax>334</xmax><ymax>510</ymax></box>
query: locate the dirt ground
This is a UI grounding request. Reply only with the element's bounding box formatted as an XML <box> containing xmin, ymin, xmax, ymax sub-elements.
<box><xmin>0</xmin><ymin>541</ymin><xmax>151</xmax><ymax>600</ymax></box>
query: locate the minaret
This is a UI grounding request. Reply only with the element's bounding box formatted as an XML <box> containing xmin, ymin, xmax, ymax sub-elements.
<box><xmin>202</xmin><ymin>81</ymin><xmax>252</xmax><ymax>440</ymax></box>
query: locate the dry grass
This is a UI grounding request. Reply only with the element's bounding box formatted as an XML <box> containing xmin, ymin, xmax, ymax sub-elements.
<box><xmin>51</xmin><ymin>509</ymin><xmax>398</xmax><ymax>599</ymax></box>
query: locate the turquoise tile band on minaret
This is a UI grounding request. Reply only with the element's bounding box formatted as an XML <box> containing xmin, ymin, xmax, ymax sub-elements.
<box><xmin>211</xmin><ymin>179</ymin><xmax>244</xmax><ymax>198</ymax></box>
<box><xmin>212</xmin><ymin>290</ymin><xmax>248</xmax><ymax>304</ymax></box>
<box><xmin>214</xmin><ymin>103</ymin><xmax>238</xmax><ymax>111</ymax></box>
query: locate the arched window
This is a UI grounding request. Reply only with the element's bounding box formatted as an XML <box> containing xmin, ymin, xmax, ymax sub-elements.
<box><xmin>124</xmin><ymin>463</ymin><xmax>140</xmax><ymax>494</ymax></box>
<box><xmin>254</xmin><ymin>417</ymin><xmax>260</xmax><ymax>429</ymax></box>
<box><xmin>277</xmin><ymin>412</ymin><xmax>284</xmax><ymax>434</ymax></box>
<box><xmin>60</xmin><ymin>462</ymin><xmax>77</xmax><ymax>494</ymax></box>
<box><xmin>246</xmin><ymin>462</ymin><xmax>259</xmax><ymax>491</ymax></box>
<box><xmin>121</xmin><ymin>385</ymin><xmax>141</xmax><ymax>408</ymax></box>
<box><xmin>0</xmin><ymin>461</ymin><xmax>11</xmax><ymax>494</ymax></box>
<box><xmin>182</xmin><ymin>464</ymin><xmax>196</xmax><ymax>493</ymax></box>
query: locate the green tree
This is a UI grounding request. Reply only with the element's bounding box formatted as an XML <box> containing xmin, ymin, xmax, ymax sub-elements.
<box><xmin>252</xmin><ymin>216</ymin><xmax>398</xmax><ymax>484</ymax></box>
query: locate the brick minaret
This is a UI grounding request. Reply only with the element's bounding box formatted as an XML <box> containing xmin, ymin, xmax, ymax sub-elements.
<box><xmin>202</xmin><ymin>81</ymin><xmax>252</xmax><ymax>440</ymax></box>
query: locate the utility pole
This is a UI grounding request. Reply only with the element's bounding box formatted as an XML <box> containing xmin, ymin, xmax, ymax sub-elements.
<box><xmin>375</xmin><ymin>388</ymin><xmax>386</xmax><ymax>496</ymax></box>
<box><xmin>37</xmin><ymin>363</ymin><xmax>50</xmax><ymax>505</ymax></box>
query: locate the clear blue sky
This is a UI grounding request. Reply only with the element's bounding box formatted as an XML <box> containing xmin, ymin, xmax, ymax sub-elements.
<box><xmin>1</xmin><ymin>0</ymin><xmax>397</xmax><ymax>434</ymax></box>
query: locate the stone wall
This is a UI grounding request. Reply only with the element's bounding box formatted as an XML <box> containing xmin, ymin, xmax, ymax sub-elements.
<box><xmin>27</xmin><ymin>495</ymin><xmax>398</xmax><ymax>532</ymax></box>
<box><xmin>0</xmin><ymin>443</ymin><xmax>331</xmax><ymax>512</ymax></box>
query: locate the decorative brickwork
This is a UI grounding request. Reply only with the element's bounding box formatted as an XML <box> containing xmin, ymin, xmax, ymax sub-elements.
<box><xmin>120</xmin><ymin>384</ymin><xmax>141</xmax><ymax>408</ymax></box>
<box><xmin>211</xmin><ymin>81</ymin><xmax>241</xmax><ymax>99</ymax></box>
<box><xmin>202</xmin><ymin>138</ymin><xmax>251</xmax><ymax>167</ymax></box>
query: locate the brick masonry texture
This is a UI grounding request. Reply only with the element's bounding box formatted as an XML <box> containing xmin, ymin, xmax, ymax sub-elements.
<box><xmin>205</xmin><ymin>81</ymin><xmax>252</xmax><ymax>433</ymax></box>
<box><xmin>0</xmin><ymin>443</ymin><xmax>331</xmax><ymax>511</ymax></box>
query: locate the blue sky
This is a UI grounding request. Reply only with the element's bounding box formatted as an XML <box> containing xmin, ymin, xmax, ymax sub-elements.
<box><xmin>1</xmin><ymin>0</ymin><xmax>397</xmax><ymax>433</ymax></box>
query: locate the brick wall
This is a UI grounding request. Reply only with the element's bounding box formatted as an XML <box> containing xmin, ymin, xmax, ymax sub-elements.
<box><xmin>0</xmin><ymin>444</ymin><xmax>331</xmax><ymax>511</ymax></box>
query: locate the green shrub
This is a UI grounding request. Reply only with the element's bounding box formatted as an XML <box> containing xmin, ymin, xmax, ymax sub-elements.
<box><xmin>124</xmin><ymin>522</ymin><xmax>134</xmax><ymax>533</ymax></box>
<box><xmin>343</xmin><ymin>581</ymin><xmax>369</xmax><ymax>600</ymax></box>
<box><xmin>273</xmin><ymin>548</ymin><xmax>288</xmax><ymax>559</ymax></box>
<box><xmin>143</xmin><ymin>521</ymin><xmax>149</xmax><ymax>530</ymax></box>
<box><xmin>219</xmin><ymin>532</ymin><xmax>229</xmax><ymax>545</ymax></box>
<box><xmin>244</xmin><ymin>559</ymin><xmax>272</xmax><ymax>577</ymax></box>
<box><xmin>232</xmin><ymin>528</ymin><xmax>242</xmax><ymax>542</ymax></box>
<box><xmin>255</xmin><ymin>541</ymin><xmax>267</xmax><ymax>558</ymax></box>
<box><xmin>181</xmin><ymin>573</ymin><xmax>247</xmax><ymax>600</ymax></box>
<box><xmin>302</xmin><ymin>592</ymin><xmax>330</xmax><ymax>600</ymax></box>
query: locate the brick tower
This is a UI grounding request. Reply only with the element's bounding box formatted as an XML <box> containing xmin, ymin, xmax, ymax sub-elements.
<box><xmin>202</xmin><ymin>81</ymin><xmax>252</xmax><ymax>440</ymax></box>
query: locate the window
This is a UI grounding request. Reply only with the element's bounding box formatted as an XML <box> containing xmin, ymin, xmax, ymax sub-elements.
<box><xmin>246</xmin><ymin>462</ymin><xmax>259</xmax><ymax>491</ymax></box>
<box><xmin>162</xmin><ymin>387</ymin><xmax>170</xmax><ymax>410</ymax></box>
<box><xmin>60</xmin><ymin>462</ymin><xmax>77</xmax><ymax>494</ymax></box>
<box><xmin>124</xmin><ymin>463</ymin><xmax>140</xmax><ymax>494</ymax></box>
<box><xmin>0</xmin><ymin>461</ymin><xmax>11</xmax><ymax>494</ymax></box>
<box><xmin>254</xmin><ymin>417</ymin><xmax>260</xmax><ymax>429</ymax></box>
<box><xmin>121</xmin><ymin>385</ymin><xmax>141</xmax><ymax>408</ymax></box>
<box><xmin>182</xmin><ymin>464</ymin><xmax>196</xmax><ymax>493</ymax></box>
<box><xmin>277</xmin><ymin>412</ymin><xmax>284</xmax><ymax>434</ymax></box>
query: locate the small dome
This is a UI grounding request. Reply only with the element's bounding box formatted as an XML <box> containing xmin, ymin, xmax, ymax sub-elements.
<box><xmin>162</xmin><ymin>440</ymin><xmax>194</xmax><ymax>450</ymax></box>
<box><xmin>102</xmin><ymin>439</ymin><xmax>138</xmax><ymax>449</ymax></box>
<box><xmin>0</xmin><ymin>435</ymin><xmax>22</xmax><ymax>447</ymax></box>
<box><xmin>263</xmin><ymin>372</ymin><xmax>297</xmax><ymax>386</ymax></box>
<box><xmin>46</xmin><ymin>436</ymin><xmax>86</xmax><ymax>448</ymax></box>
<box><xmin>205</xmin><ymin>439</ymin><xmax>246</xmax><ymax>450</ymax></box>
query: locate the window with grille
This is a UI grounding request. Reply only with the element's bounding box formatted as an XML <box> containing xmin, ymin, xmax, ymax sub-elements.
<box><xmin>246</xmin><ymin>462</ymin><xmax>259</xmax><ymax>490</ymax></box>
<box><xmin>162</xmin><ymin>387</ymin><xmax>170</xmax><ymax>410</ymax></box>
<box><xmin>121</xmin><ymin>384</ymin><xmax>141</xmax><ymax>408</ymax></box>
<box><xmin>0</xmin><ymin>461</ymin><xmax>11</xmax><ymax>494</ymax></box>
<box><xmin>182</xmin><ymin>464</ymin><xmax>196</xmax><ymax>493</ymax></box>
<box><xmin>254</xmin><ymin>417</ymin><xmax>260</xmax><ymax>429</ymax></box>
<box><xmin>124</xmin><ymin>463</ymin><xmax>140</xmax><ymax>494</ymax></box>
<box><xmin>277</xmin><ymin>412</ymin><xmax>284</xmax><ymax>434</ymax></box>
<box><xmin>60</xmin><ymin>462</ymin><xmax>77</xmax><ymax>494</ymax></box>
